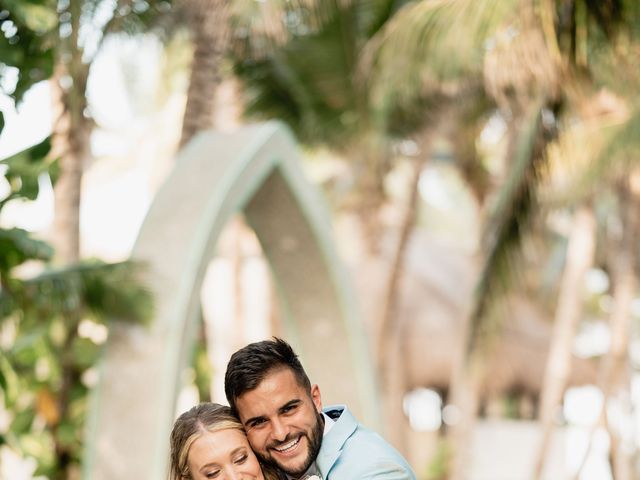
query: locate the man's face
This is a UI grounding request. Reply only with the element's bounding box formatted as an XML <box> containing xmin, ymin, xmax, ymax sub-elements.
<box><xmin>235</xmin><ymin>368</ymin><xmax>323</xmax><ymax>477</ymax></box>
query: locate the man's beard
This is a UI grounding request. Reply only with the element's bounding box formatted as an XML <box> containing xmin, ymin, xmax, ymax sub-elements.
<box><xmin>258</xmin><ymin>412</ymin><xmax>324</xmax><ymax>478</ymax></box>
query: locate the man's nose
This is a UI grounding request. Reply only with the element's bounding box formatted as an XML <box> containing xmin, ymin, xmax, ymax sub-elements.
<box><xmin>271</xmin><ymin>417</ymin><xmax>289</xmax><ymax>441</ymax></box>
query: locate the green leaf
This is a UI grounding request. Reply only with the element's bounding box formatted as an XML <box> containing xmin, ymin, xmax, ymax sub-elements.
<box><xmin>72</xmin><ymin>337</ymin><xmax>100</xmax><ymax>369</ymax></box>
<box><xmin>0</xmin><ymin>2</ymin><xmax>56</xmax><ymax>101</ymax></box>
<box><xmin>16</xmin><ymin>4</ymin><xmax>58</xmax><ymax>33</ymax></box>
<box><xmin>0</xmin><ymin>352</ymin><xmax>20</xmax><ymax>405</ymax></box>
<box><xmin>11</xmin><ymin>326</ymin><xmax>49</xmax><ymax>356</ymax></box>
<box><xmin>24</xmin><ymin>260</ymin><xmax>154</xmax><ymax>325</ymax></box>
<box><xmin>0</xmin><ymin>0</ymin><xmax>58</xmax><ymax>34</ymax></box>
<box><xmin>10</xmin><ymin>408</ymin><xmax>36</xmax><ymax>435</ymax></box>
<box><xmin>0</xmin><ymin>227</ymin><xmax>54</xmax><ymax>272</ymax></box>
<box><xmin>1</xmin><ymin>136</ymin><xmax>53</xmax><ymax>202</ymax></box>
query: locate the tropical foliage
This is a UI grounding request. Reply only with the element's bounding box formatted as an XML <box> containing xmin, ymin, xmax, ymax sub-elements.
<box><xmin>1</xmin><ymin>0</ymin><xmax>640</xmax><ymax>478</ymax></box>
<box><xmin>228</xmin><ymin>1</ymin><xmax>640</xmax><ymax>478</ymax></box>
<box><xmin>0</xmin><ymin>140</ymin><xmax>152</xmax><ymax>478</ymax></box>
<box><xmin>0</xmin><ymin>1</ymin><xmax>166</xmax><ymax>477</ymax></box>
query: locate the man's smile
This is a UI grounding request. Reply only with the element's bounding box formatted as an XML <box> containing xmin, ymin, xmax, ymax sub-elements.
<box><xmin>271</xmin><ymin>435</ymin><xmax>303</xmax><ymax>455</ymax></box>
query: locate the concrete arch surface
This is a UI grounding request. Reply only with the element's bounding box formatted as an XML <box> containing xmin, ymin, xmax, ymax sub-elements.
<box><xmin>83</xmin><ymin>122</ymin><xmax>378</xmax><ymax>480</ymax></box>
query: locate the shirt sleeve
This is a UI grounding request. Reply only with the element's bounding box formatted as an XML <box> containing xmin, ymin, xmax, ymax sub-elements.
<box><xmin>350</xmin><ymin>461</ymin><xmax>415</xmax><ymax>480</ymax></box>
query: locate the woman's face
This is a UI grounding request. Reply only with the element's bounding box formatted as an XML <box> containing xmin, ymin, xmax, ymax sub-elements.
<box><xmin>187</xmin><ymin>428</ymin><xmax>265</xmax><ymax>480</ymax></box>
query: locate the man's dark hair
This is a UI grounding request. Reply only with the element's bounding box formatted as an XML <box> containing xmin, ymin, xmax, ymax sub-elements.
<box><xmin>225</xmin><ymin>337</ymin><xmax>311</xmax><ymax>413</ymax></box>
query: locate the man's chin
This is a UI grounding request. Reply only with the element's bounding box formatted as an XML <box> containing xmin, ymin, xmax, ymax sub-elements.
<box><xmin>264</xmin><ymin>450</ymin><xmax>312</xmax><ymax>477</ymax></box>
<box><xmin>270</xmin><ymin>454</ymin><xmax>312</xmax><ymax>477</ymax></box>
<box><xmin>263</xmin><ymin>436</ymin><xmax>312</xmax><ymax>476</ymax></box>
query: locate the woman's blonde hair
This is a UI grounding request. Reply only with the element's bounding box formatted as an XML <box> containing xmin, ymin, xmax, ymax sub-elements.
<box><xmin>169</xmin><ymin>402</ymin><xmax>279</xmax><ymax>480</ymax></box>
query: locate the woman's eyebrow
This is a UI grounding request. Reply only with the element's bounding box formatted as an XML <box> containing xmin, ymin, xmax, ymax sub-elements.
<box><xmin>230</xmin><ymin>446</ymin><xmax>246</xmax><ymax>457</ymax></box>
<box><xmin>198</xmin><ymin>461</ymin><xmax>220</xmax><ymax>473</ymax></box>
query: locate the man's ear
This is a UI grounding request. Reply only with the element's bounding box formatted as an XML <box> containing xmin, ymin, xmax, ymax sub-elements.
<box><xmin>310</xmin><ymin>384</ymin><xmax>322</xmax><ymax>413</ymax></box>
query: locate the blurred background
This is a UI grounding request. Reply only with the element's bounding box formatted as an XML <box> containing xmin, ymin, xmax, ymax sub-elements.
<box><xmin>1</xmin><ymin>0</ymin><xmax>640</xmax><ymax>479</ymax></box>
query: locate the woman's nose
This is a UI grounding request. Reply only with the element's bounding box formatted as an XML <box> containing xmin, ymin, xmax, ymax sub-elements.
<box><xmin>225</xmin><ymin>469</ymin><xmax>241</xmax><ymax>480</ymax></box>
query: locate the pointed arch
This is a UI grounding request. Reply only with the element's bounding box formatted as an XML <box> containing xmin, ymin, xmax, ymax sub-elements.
<box><xmin>83</xmin><ymin>122</ymin><xmax>378</xmax><ymax>479</ymax></box>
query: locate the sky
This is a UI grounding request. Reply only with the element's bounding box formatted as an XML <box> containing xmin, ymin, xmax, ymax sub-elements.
<box><xmin>0</xmin><ymin>36</ymin><xmax>170</xmax><ymax>259</ymax></box>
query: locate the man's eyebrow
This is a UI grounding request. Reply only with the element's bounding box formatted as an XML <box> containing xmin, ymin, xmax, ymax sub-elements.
<box><xmin>244</xmin><ymin>399</ymin><xmax>302</xmax><ymax>426</ymax></box>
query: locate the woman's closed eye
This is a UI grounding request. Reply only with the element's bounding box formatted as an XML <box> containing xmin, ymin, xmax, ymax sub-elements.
<box><xmin>204</xmin><ymin>469</ymin><xmax>221</xmax><ymax>479</ymax></box>
<box><xmin>233</xmin><ymin>453</ymin><xmax>248</xmax><ymax>465</ymax></box>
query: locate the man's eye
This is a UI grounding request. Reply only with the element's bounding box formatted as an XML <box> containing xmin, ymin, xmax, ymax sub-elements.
<box><xmin>250</xmin><ymin>419</ymin><xmax>267</xmax><ymax>428</ymax></box>
<box><xmin>282</xmin><ymin>405</ymin><xmax>297</xmax><ymax>414</ymax></box>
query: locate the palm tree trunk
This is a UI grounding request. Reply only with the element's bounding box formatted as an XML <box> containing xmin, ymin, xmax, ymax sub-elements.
<box><xmin>347</xmin><ymin>134</ymin><xmax>391</xmax><ymax>256</ymax></box>
<box><xmin>602</xmin><ymin>181</ymin><xmax>638</xmax><ymax>480</ymax></box>
<box><xmin>178</xmin><ymin>0</ymin><xmax>231</xmax><ymax>148</ymax></box>
<box><xmin>50</xmin><ymin>84</ymin><xmax>90</xmax><ymax>263</ymax></box>
<box><xmin>446</xmin><ymin>104</ymin><xmax>543</xmax><ymax>480</ymax></box>
<box><xmin>50</xmin><ymin>0</ymin><xmax>91</xmax><ymax>264</ymax></box>
<box><xmin>377</xmin><ymin>157</ymin><xmax>423</xmax><ymax>374</ymax></box>
<box><xmin>598</xmin><ymin>177</ymin><xmax>640</xmax><ymax>480</ymax></box>
<box><xmin>447</xmin><ymin>344</ymin><xmax>482</xmax><ymax>480</ymax></box>
<box><xmin>534</xmin><ymin>203</ymin><xmax>597</xmax><ymax>479</ymax></box>
<box><xmin>49</xmin><ymin>5</ymin><xmax>92</xmax><ymax>471</ymax></box>
<box><xmin>576</xmin><ymin>178</ymin><xmax>639</xmax><ymax>480</ymax></box>
<box><xmin>377</xmin><ymin>157</ymin><xmax>424</xmax><ymax>453</ymax></box>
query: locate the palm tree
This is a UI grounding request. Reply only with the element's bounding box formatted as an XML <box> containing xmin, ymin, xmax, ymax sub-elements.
<box><xmin>574</xmin><ymin>178</ymin><xmax>640</xmax><ymax>480</ymax></box>
<box><xmin>227</xmin><ymin>0</ymin><xmax>492</xmax><ymax>451</ymax></box>
<box><xmin>230</xmin><ymin>0</ymin><xmax>640</xmax><ymax>476</ymax></box>
<box><xmin>361</xmin><ymin>1</ymin><xmax>640</xmax><ymax>478</ymax></box>
<box><xmin>1</xmin><ymin>2</ymin><xmax>176</xmax><ymax>476</ymax></box>
<box><xmin>48</xmin><ymin>0</ymin><xmax>175</xmax><ymax>263</ymax></box>
<box><xmin>178</xmin><ymin>0</ymin><xmax>231</xmax><ymax>148</ymax></box>
<box><xmin>533</xmin><ymin>203</ymin><xmax>596</xmax><ymax>478</ymax></box>
<box><xmin>0</xmin><ymin>143</ymin><xmax>153</xmax><ymax>479</ymax></box>
<box><xmin>229</xmin><ymin>0</ymin><xmax>551</xmax><ymax>457</ymax></box>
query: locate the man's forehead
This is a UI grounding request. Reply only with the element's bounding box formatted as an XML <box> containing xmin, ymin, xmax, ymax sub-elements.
<box><xmin>252</xmin><ymin>367</ymin><xmax>301</xmax><ymax>392</ymax></box>
<box><xmin>236</xmin><ymin>369</ymin><xmax>305</xmax><ymax>413</ymax></box>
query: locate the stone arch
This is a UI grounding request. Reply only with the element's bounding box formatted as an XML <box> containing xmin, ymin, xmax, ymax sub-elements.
<box><xmin>83</xmin><ymin>122</ymin><xmax>378</xmax><ymax>479</ymax></box>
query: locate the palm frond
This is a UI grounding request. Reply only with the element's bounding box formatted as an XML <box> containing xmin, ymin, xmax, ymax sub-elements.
<box><xmin>483</xmin><ymin>14</ymin><xmax>560</xmax><ymax>110</ymax></box>
<box><xmin>231</xmin><ymin>0</ymin><xmax>415</xmax><ymax>144</ymax></box>
<box><xmin>602</xmin><ymin>106</ymin><xmax>640</xmax><ymax>162</ymax></box>
<box><xmin>234</xmin><ymin>3</ymin><xmax>364</xmax><ymax>145</ymax></box>
<box><xmin>21</xmin><ymin>260</ymin><xmax>153</xmax><ymax>325</ymax></box>
<box><xmin>361</xmin><ymin>0</ymin><xmax>521</xmax><ymax>115</ymax></box>
<box><xmin>545</xmin><ymin>101</ymin><xmax>638</xmax><ymax>205</ymax></box>
<box><xmin>0</xmin><ymin>228</ymin><xmax>53</xmax><ymax>273</ymax></box>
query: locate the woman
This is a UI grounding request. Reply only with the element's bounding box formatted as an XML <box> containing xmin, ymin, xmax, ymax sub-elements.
<box><xmin>169</xmin><ymin>402</ymin><xmax>281</xmax><ymax>480</ymax></box>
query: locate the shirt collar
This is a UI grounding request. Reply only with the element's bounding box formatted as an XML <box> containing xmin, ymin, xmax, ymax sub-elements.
<box><xmin>322</xmin><ymin>411</ymin><xmax>335</xmax><ymax>435</ymax></box>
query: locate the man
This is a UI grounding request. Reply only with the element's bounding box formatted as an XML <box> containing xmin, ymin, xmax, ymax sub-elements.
<box><xmin>224</xmin><ymin>338</ymin><xmax>416</xmax><ymax>480</ymax></box>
